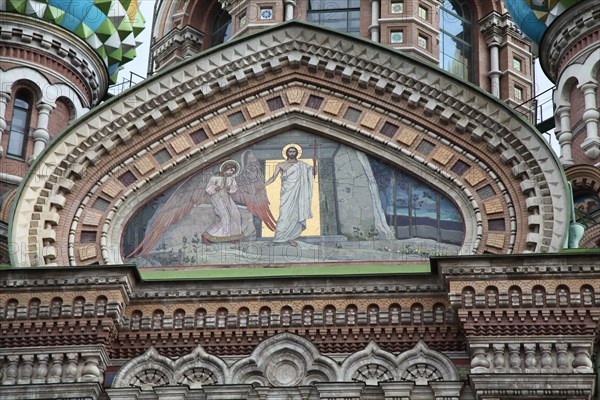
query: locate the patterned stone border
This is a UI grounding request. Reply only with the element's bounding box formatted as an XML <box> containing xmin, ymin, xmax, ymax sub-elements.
<box><xmin>9</xmin><ymin>22</ymin><xmax>568</xmax><ymax>267</ymax></box>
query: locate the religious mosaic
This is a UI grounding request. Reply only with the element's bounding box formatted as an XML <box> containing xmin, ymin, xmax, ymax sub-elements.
<box><xmin>122</xmin><ymin>131</ymin><xmax>464</xmax><ymax>267</ymax></box>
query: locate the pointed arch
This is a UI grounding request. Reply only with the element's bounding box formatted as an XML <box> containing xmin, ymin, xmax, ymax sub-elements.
<box><xmin>9</xmin><ymin>22</ymin><xmax>569</xmax><ymax>267</ymax></box>
<box><xmin>397</xmin><ymin>341</ymin><xmax>459</xmax><ymax>383</ymax></box>
<box><xmin>340</xmin><ymin>341</ymin><xmax>398</xmax><ymax>382</ymax></box>
<box><xmin>111</xmin><ymin>347</ymin><xmax>175</xmax><ymax>389</ymax></box>
<box><xmin>230</xmin><ymin>332</ymin><xmax>337</xmax><ymax>386</ymax></box>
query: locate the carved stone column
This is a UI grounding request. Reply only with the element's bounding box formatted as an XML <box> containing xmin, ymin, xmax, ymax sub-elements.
<box><xmin>17</xmin><ymin>354</ymin><xmax>34</xmax><ymax>384</ymax></box>
<box><xmin>480</xmin><ymin>12</ymin><xmax>505</xmax><ymax>98</ymax></box>
<box><xmin>579</xmin><ymin>82</ymin><xmax>600</xmax><ymax>158</ymax></box>
<box><xmin>556</xmin><ymin>105</ymin><xmax>574</xmax><ymax>165</ymax></box>
<box><xmin>369</xmin><ymin>0</ymin><xmax>380</xmax><ymax>42</ymax></box>
<box><xmin>284</xmin><ymin>0</ymin><xmax>295</xmax><ymax>21</ymax></box>
<box><xmin>0</xmin><ymin>91</ymin><xmax>11</xmax><ymax>157</ymax></box>
<box><xmin>32</xmin><ymin>354</ymin><xmax>49</xmax><ymax>383</ymax></box>
<box><xmin>30</xmin><ymin>102</ymin><xmax>54</xmax><ymax>163</ymax></box>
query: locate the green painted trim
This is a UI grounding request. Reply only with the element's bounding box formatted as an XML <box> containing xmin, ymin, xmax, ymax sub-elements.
<box><xmin>140</xmin><ymin>263</ymin><xmax>431</xmax><ymax>281</ymax></box>
<box><xmin>559</xmin><ymin>248</ymin><xmax>600</xmax><ymax>254</ymax></box>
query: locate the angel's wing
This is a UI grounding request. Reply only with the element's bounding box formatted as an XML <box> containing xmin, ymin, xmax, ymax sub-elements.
<box><xmin>127</xmin><ymin>171</ymin><xmax>212</xmax><ymax>257</ymax></box>
<box><xmin>233</xmin><ymin>150</ymin><xmax>276</xmax><ymax>231</ymax></box>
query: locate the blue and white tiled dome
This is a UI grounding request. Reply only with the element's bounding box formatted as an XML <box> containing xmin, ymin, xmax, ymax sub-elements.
<box><xmin>1</xmin><ymin>0</ymin><xmax>145</xmax><ymax>83</ymax></box>
<box><xmin>505</xmin><ymin>0</ymin><xmax>584</xmax><ymax>43</ymax></box>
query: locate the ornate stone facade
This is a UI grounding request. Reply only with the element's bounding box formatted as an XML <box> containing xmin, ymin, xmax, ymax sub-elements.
<box><xmin>1</xmin><ymin>254</ymin><xmax>599</xmax><ymax>399</ymax></box>
<box><xmin>1</xmin><ymin>1</ymin><xmax>600</xmax><ymax>399</ymax></box>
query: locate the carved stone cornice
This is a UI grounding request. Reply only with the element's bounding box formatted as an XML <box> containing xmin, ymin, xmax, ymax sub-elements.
<box><xmin>479</xmin><ymin>11</ymin><xmax>523</xmax><ymax>46</ymax></box>
<box><xmin>151</xmin><ymin>25</ymin><xmax>205</xmax><ymax>71</ymax></box>
<box><xmin>539</xmin><ymin>1</ymin><xmax>600</xmax><ymax>82</ymax></box>
<box><xmin>470</xmin><ymin>374</ymin><xmax>595</xmax><ymax>400</ymax></box>
<box><xmin>108</xmin><ymin>335</ymin><xmax>460</xmax><ymax>389</ymax></box>
<box><xmin>0</xmin><ymin>345</ymin><xmax>109</xmax><ymax>386</ymax></box>
<box><xmin>0</xmin><ymin>13</ymin><xmax>108</xmax><ymax>106</ymax></box>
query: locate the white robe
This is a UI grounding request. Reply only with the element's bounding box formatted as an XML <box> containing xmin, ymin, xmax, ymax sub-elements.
<box><xmin>204</xmin><ymin>175</ymin><xmax>242</xmax><ymax>242</ymax></box>
<box><xmin>273</xmin><ymin>161</ymin><xmax>313</xmax><ymax>242</ymax></box>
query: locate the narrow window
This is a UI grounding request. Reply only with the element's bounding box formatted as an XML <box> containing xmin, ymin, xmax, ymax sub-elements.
<box><xmin>439</xmin><ymin>0</ymin><xmax>473</xmax><ymax>81</ymax></box>
<box><xmin>307</xmin><ymin>0</ymin><xmax>360</xmax><ymax>36</ymax></box>
<box><xmin>418</xmin><ymin>5</ymin><xmax>428</xmax><ymax>20</ymax></box>
<box><xmin>514</xmin><ymin>86</ymin><xmax>523</xmax><ymax>101</ymax></box>
<box><xmin>417</xmin><ymin>35</ymin><xmax>428</xmax><ymax>50</ymax></box>
<box><xmin>513</xmin><ymin>57</ymin><xmax>522</xmax><ymax>71</ymax></box>
<box><xmin>7</xmin><ymin>90</ymin><xmax>33</xmax><ymax>158</ymax></box>
<box><xmin>211</xmin><ymin>8</ymin><xmax>232</xmax><ymax>46</ymax></box>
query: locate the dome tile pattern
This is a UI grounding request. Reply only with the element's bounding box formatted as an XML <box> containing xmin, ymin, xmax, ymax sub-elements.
<box><xmin>1</xmin><ymin>0</ymin><xmax>145</xmax><ymax>83</ymax></box>
<box><xmin>505</xmin><ymin>0</ymin><xmax>583</xmax><ymax>43</ymax></box>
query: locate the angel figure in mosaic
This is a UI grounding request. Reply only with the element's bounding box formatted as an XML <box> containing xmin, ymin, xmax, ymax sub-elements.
<box><xmin>127</xmin><ymin>151</ymin><xmax>276</xmax><ymax>257</ymax></box>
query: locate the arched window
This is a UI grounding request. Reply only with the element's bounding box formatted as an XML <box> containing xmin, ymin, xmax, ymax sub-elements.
<box><xmin>50</xmin><ymin>297</ymin><xmax>63</xmax><ymax>318</ymax></box>
<box><xmin>152</xmin><ymin>310</ymin><xmax>164</xmax><ymax>329</ymax></box>
<box><xmin>7</xmin><ymin>90</ymin><xmax>33</xmax><ymax>158</ymax></box>
<box><xmin>73</xmin><ymin>297</ymin><xmax>85</xmax><ymax>317</ymax></box>
<box><xmin>131</xmin><ymin>310</ymin><xmax>143</xmax><ymax>330</ymax></box>
<box><xmin>439</xmin><ymin>0</ymin><xmax>473</xmax><ymax>81</ymax></box>
<box><xmin>174</xmin><ymin>309</ymin><xmax>185</xmax><ymax>329</ymax></box>
<box><xmin>237</xmin><ymin>307</ymin><xmax>249</xmax><ymax>328</ymax></box>
<box><xmin>210</xmin><ymin>8</ymin><xmax>232</xmax><ymax>46</ymax></box>
<box><xmin>195</xmin><ymin>308</ymin><xmax>207</xmax><ymax>328</ymax></box>
<box><xmin>259</xmin><ymin>307</ymin><xmax>271</xmax><ymax>327</ymax></box>
<box><xmin>324</xmin><ymin>305</ymin><xmax>336</xmax><ymax>326</ymax></box>
<box><xmin>307</xmin><ymin>0</ymin><xmax>360</xmax><ymax>36</ymax></box>
<box><xmin>96</xmin><ymin>296</ymin><xmax>108</xmax><ymax>317</ymax></box>
<box><xmin>28</xmin><ymin>298</ymin><xmax>40</xmax><ymax>319</ymax></box>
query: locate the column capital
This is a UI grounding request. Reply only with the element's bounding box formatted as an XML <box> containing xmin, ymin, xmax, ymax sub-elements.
<box><xmin>579</xmin><ymin>81</ymin><xmax>598</xmax><ymax>90</ymax></box>
<box><xmin>0</xmin><ymin>91</ymin><xmax>11</xmax><ymax>102</ymax></box>
<box><xmin>36</xmin><ymin>102</ymin><xmax>55</xmax><ymax>114</ymax></box>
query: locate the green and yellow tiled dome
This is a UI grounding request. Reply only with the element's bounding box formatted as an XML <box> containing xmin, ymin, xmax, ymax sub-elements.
<box><xmin>505</xmin><ymin>0</ymin><xmax>584</xmax><ymax>44</ymax></box>
<box><xmin>1</xmin><ymin>0</ymin><xmax>145</xmax><ymax>83</ymax></box>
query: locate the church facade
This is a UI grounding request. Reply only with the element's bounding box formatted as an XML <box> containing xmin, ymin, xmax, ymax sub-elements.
<box><xmin>1</xmin><ymin>0</ymin><xmax>599</xmax><ymax>399</ymax></box>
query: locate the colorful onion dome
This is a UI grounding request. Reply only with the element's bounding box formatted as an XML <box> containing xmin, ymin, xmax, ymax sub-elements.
<box><xmin>505</xmin><ymin>0</ymin><xmax>584</xmax><ymax>44</ymax></box>
<box><xmin>1</xmin><ymin>0</ymin><xmax>145</xmax><ymax>83</ymax></box>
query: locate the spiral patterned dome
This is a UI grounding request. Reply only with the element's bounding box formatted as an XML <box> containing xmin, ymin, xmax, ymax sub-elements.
<box><xmin>1</xmin><ymin>0</ymin><xmax>145</xmax><ymax>83</ymax></box>
<box><xmin>505</xmin><ymin>0</ymin><xmax>584</xmax><ymax>44</ymax></box>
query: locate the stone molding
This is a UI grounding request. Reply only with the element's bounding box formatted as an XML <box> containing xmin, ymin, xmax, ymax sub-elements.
<box><xmin>467</xmin><ymin>339</ymin><xmax>594</xmax><ymax>375</ymax></box>
<box><xmin>540</xmin><ymin>1</ymin><xmax>600</xmax><ymax>82</ymax></box>
<box><xmin>151</xmin><ymin>25</ymin><xmax>205</xmax><ymax>70</ymax></box>
<box><xmin>0</xmin><ymin>382</ymin><xmax>103</xmax><ymax>400</ymax></box>
<box><xmin>0</xmin><ymin>13</ymin><xmax>108</xmax><ymax>106</ymax></box>
<box><xmin>8</xmin><ymin>22</ymin><xmax>568</xmax><ymax>267</ymax></box>
<box><xmin>470</xmin><ymin>374</ymin><xmax>595</xmax><ymax>400</ymax></box>
<box><xmin>111</xmin><ymin>333</ymin><xmax>461</xmax><ymax>389</ymax></box>
<box><xmin>479</xmin><ymin>11</ymin><xmax>522</xmax><ymax>45</ymax></box>
<box><xmin>0</xmin><ymin>346</ymin><xmax>108</xmax><ymax>386</ymax></box>
<box><xmin>0</xmin><ymin>67</ymin><xmax>88</xmax><ymax>118</ymax></box>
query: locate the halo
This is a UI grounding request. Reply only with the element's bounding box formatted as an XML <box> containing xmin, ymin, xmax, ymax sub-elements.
<box><xmin>219</xmin><ymin>159</ymin><xmax>241</xmax><ymax>177</ymax></box>
<box><xmin>282</xmin><ymin>143</ymin><xmax>303</xmax><ymax>159</ymax></box>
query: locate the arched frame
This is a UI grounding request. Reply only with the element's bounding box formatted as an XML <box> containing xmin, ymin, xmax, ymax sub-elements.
<box><xmin>8</xmin><ymin>22</ymin><xmax>569</xmax><ymax>267</ymax></box>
